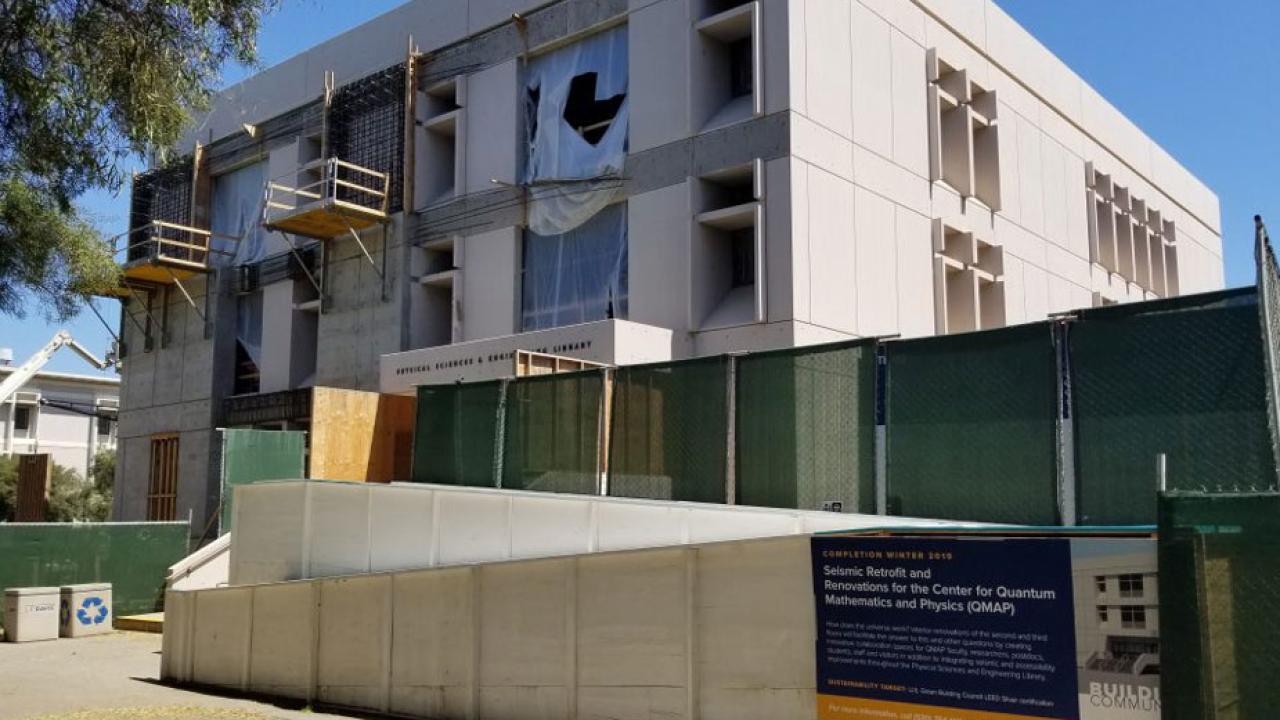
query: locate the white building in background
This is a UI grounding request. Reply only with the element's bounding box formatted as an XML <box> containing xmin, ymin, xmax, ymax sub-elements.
<box><xmin>0</xmin><ymin>364</ymin><xmax>119</xmax><ymax>478</ymax></box>
<box><xmin>106</xmin><ymin>0</ymin><xmax>1223</xmax><ymax>527</ymax></box>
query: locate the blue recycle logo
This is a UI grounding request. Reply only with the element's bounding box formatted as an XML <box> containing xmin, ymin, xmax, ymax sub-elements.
<box><xmin>76</xmin><ymin>596</ymin><xmax>109</xmax><ymax>626</ymax></box>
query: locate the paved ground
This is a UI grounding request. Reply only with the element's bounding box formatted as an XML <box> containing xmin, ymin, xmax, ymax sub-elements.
<box><xmin>0</xmin><ymin>631</ymin><xmax>354</xmax><ymax>720</ymax></box>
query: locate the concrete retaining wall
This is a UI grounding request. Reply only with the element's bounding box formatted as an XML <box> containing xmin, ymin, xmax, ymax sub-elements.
<box><xmin>165</xmin><ymin>533</ymin><xmax>820</xmax><ymax>720</ymax></box>
<box><xmin>229</xmin><ymin>480</ymin><xmax>968</xmax><ymax>585</ymax></box>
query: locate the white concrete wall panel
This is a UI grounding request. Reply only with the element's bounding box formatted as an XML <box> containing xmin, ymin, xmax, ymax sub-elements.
<box><xmin>629</xmin><ymin>0</ymin><xmax>691</xmax><ymax>153</ymax></box>
<box><xmin>628</xmin><ymin>183</ymin><xmax>692</xmax><ymax>332</ymax></box>
<box><xmin>895</xmin><ymin>206</ymin><xmax>935</xmax><ymax>338</ymax></box>
<box><xmin>854</xmin><ymin>187</ymin><xmax>898</xmax><ymax>336</ymax></box>
<box><xmin>191</xmin><ymin>587</ymin><xmax>253</xmax><ymax>690</ymax></box>
<box><xmin>460</xmin><ymin>227</ymin><xmax>520</xmax><ymax>340</ymax></box>
<box><xmin>369</xmin><ymin>484</ymin><xmax>436</xmax><ymax>573</ymax></box>
<box><xmin>463</xmin><ymin>60</ymin><xmax>519</xmax><ymax>195</ymax></box>
<box><xmin>229</xmin><ymin>482</ymin><xmax>307</xmax><ymax>585</ymax></box>
<box><xmin>390</xmin><ymin>568</ymin><xmax>475</xmax><ymax>719</ymax></box>
<box><xmin>308</xmin><ymin>482</ymin><xmax>373</xmax><ymax>577</ymax></box>
<box><xmin>248</xmin><ymin>582</ymin><xmax>314</xmax><ymax>700</ymax></box>
<box><xmin>804</xmin><ymin>167</ymin><xmax>857</xmax><ymax>334</ymax></box>
<box><xmin>318</xmin><ymin>575</ymin><xmax>392</xmax><ymax>710</ymax></box>
<box><xmin>478</xmin><ymin>559</ymin><xmax>571</xmax><ymax>720</ymax></box>
<box><xmin>803</xmin><ymin>0</ymin><xmax>853</xmax><ymax>139</ymax></box>
<box><xmin>889</xmin><ymin>28</ymin><xmax>930</xmax><ymax>178</ymax></box>
<box><xmin>849</xmin><ymin>2</ymin><xmax>891</xmax><ymax>158</ymax></box>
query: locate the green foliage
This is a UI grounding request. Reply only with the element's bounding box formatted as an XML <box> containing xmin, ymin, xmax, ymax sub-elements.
<box><xmin>0</xmin><ymin>451</ymin><xmax>114</xmax><ymax>522</ymax></box>
<box><xmin>0</xmin><ymin>0</ymin><xmax>274</xmax><ymax>318</ymax></box>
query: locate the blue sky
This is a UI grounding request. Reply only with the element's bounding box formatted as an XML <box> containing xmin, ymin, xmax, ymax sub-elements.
<box><xmin>2</xmin><ymin>0</ymin><xmax>1275</xmax><ymax>374</ymax></box>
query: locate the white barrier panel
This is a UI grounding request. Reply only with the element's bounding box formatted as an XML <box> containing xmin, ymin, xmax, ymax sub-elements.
<box><xmin>167</xmin><ymin>534</ymin><xmax>822</xmax><ymax>720</ymax></box>
<box><xmin>229</xmin><ymin>481</ymin><xmax>971</xmax><ymax>585</ymax></box>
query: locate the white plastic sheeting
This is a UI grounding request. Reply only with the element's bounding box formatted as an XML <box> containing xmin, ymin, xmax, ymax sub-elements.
<box><xmin>227</xmin><ymin>480</ymin><xmax>979</xmax><ymax>586</ymax></box>
<box><xmin>210</xmin><ymin>161</ymin><xmax>269</xmax><ymax>365</ymax></box>
<box><xmin>521</xmin><ymin>202</ymin><xmax>627</xmax><ymax>331</ymax></box>
<box><xmin>523</xmin><ymin>24</ymin><xmax>628</xmax><ymax>235</ymax></box>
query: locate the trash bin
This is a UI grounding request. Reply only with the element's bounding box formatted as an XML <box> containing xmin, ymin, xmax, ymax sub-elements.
<box><xmin>60</xmin><ymin>583</ymin><xmax>113</xmax><ymax>638</ymax></box>
<box><xmin>3</xmin><ymin>587</ymin><xmax>60</xmax><ymax>642</ymax></box>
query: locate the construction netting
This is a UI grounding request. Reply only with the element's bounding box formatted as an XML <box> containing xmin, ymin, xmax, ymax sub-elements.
<box><xmin>501</xmin><ymin>371</ymin><xmax>605</xmax><ymax>495</ymax></box>
<box><xmin>128</xmin><ymin>156</ymin><xmax>194</xmax><ymax>261</ymax></box>
<box><xmin>218</xmin><ymin>429</ymin><xmax>306</xmax><ymax>535</ymax></box>
<box><xmin>0</xmin><ymin>522</ymin><xmax>189</xmax><ymax>628</ymax></box>
<box><xmin>1159</xmin><ymin>492</ymin><xmax>1280</xmax><ymax>719</ymax></box>
<box><xmin>884</xmin><ymin>323</ymin><xmax>1060</xmax><ymax>524</ymax></box>
<box><xmin>608</xmin><ymin>356</ymin><xmax>730</xmax><ymax>503</ymax></box>
<box><xmin>735</xmin><ymin>341</ymin><xmax>876</xmax><ymax>513</ymax></box>
<box><xmin>412</xmin><ymin>381</ymin><xmax>504</xmax><ymax>487</ymax></box>
<box><xmin>1071</xmin><ymin>289</ymin><xmax>1276</xmax><ymax>525</ymax></box>
<box><xmin>328</xmin><ymin>64</ymin><xmax>405</xmax><ymax>213</ymax></box>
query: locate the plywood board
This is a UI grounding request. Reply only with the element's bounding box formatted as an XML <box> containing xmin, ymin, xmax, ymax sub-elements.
<box><xmin>310</xmin><ymin>387</ymin><xmax>416</xmax><ymax>483</ymax></box>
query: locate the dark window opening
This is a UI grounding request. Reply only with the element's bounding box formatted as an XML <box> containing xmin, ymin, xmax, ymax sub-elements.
<box><xmin>97</xmin><ymin>416</ymin><xmax>113</xmax><ymax>437</ymax></box>
<box><xmin>234</xmin><ymin>341</ymin><xmax>260</xmax><ymax>396</ymax></box>
<box><xmin>13</xmin><ymin>406</ymin><xmax>30</xmax><ymax>431</ymax></box>
<box><xmin>728</xmin><ymin>38</ymin><xmax>753</xmax><ymax>99</ymax></box>
<box><xmin>730</xmin><ymin>227</ymin><xmax>755</xmax><ymax>288</ymax></box>
<box><xmin>561</xmin><ymin>73</ymin><xmax>626</xmax><ymax>145</ymax></box>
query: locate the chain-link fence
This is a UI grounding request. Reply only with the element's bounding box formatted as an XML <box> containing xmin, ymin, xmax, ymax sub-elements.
<box><xmin>1071</xmin><ymin>289</ymin><xmax>1275</xmax><ymax>525</ymax></box>
<box><xmin>884</xmin><ymin>323</ymin><xmax>1060</xmax><ymax>524</ymax></box>
<box><xmin>735</xmin><ymin>340</ymin><xmax>876</xmax><ymax>513</ymax></box>
<box><xmin>1254</xmin><ymin>216</ymin><xmax>1280</xmax><ymax>481</ymax></box>
<box><xmin>607</xmin><ymin>356</ymin><xmax>730</xmax><ymax>503</ymax></box>
<box><xmin>1159</xmin><ymin>491</ymin><xmax>1280</xmax><ymax>719</ymax></box>
<box><xmin>502</xmin><ymin>370</ymin><xmax>605</xmax><ymax>494</ymax></box>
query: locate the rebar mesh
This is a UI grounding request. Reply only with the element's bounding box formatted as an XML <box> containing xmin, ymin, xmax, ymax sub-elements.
<box><xmin>128</xmin><ymin>157</ymin><xmax>194</xmax><ymax>261</ymax></box>
<box><xmin>1159</xmin><ymin>492</ymin><xmax>1280</xmax><ymax>719</ymax></box>
<box><xmin>885</xmin><ymin>323</ymin><xmax>1060</xmax><ymax>524</ymax></box>
<box><xmin>1071</xmin><ymin>289</ymin><xmax>1275</xmax><ymax>525</ymax></box>
<box><xmin>607</xmin><ymin>356</ymin><xmax>730</xmax><ymax>503</ymax></box>
<box><xmin>735</xmin><ymin>341</ymin><xmax>876</xmax><ymax>513</ymax></box>
<box><xmin>411</xmin><ymin>381</ymin><xmax>504</xmax><ymax>486</ymax></box>
<box><xmin>502</xmin><ymin>371</ymin><xmax>604</xmax><ymax>495</ymax></box>
<box><xmin>329</xmin><ymin>64</ymin><xmax>405</xmax><ymax>213</ymax></box>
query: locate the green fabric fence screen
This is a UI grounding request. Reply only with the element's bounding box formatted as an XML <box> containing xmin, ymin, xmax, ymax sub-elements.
<box><xmin>735</xmin><ymin>340</ymin><xmax>876</xmax><ymax>513</ymax></box>
<box><xmin>885</xmin><ymin>322</ymin><xmax>1060</xmax><ymax>524</ymax></box>
<box><xmin>1158</xmin><ymin>492</ymin><xmax>1280</xmax><ymax>719</ymax></box>
<box><xmin>0</xmin><ymin>522</ymin><xmax>189</xmax><ymax>628</ymax></box>
<box><xmin>608</xmin><ymin>356</ymin><xmax>730</xmax><ymax>503</ymax></box>
<box><xmin>502</xmin><ymin>371</ymin><xmax>605</xmax><ymax>494</ymax></box>
<box><xmin>1071</xmin><ymin>289</ymin><xmax>1276</xmax><ymax>525</ymax></box>
<box><xmin>412</xmin><ymin>380</ymin><xmax>504</xmax><ymax>487</ymax></box>
<box><xmin>219</xmin><ymin>429</ymin><xmax>306</xmax><ymax>534</ymax></box>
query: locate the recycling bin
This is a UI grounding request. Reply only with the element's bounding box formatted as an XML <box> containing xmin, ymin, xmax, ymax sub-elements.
<box><xmin>3</xmin><ymin>587</ymin><xmax>60</xmax><ymax>642</ymax></box>
<box><xmin>59</xmin><ymin>583</ymin><xmax>113</xmax><ymax>638</ymax></box>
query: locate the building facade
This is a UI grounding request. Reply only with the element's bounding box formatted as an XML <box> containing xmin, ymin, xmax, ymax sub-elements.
<box><xmin>0</xmin><ymin>367</ymin><xmax>119</xmax><ymax>478</ymax></box>
<box><xmin>107</xmin><ymin>0</ymin><xmax>1224</xmax><ymax>528</ymax></box>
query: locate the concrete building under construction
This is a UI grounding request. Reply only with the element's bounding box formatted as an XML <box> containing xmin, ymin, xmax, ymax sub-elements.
<box><xmin>100</xmin><ymin>0</ymin><xmax>1224</xmax><ymax>532</ymax></box>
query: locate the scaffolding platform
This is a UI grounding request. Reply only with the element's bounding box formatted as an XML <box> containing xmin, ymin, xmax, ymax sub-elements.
<box><xmin>263</xmin><ymin>157</ymin><xmax>390</xmax><ymax>240</ymax></box>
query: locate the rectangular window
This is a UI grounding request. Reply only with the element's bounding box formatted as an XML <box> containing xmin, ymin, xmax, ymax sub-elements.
<box><xmin>147</xmin><ymin>434</ymin><xmax>180</xmax><ymax>521</ymax></box>
<box><xmin>1095</xmin><ymin>576</ymin><xmax>1106</xmax><ymax>593</ymax></box>
<box><xmin>97</xmin><ymin>416</ymin><xmax>113</xmax><ymax>437</ymax></box>
<box><xmin>13</xmin><ymin>406</ymin><xmax>31</xmax><ymax>432</ymax></box>
<box><xmin>1097</xmin><ymin>606</ymin><xmax>1109</xmax><ymax>623</ymax></box>
<box><xmin>1118</xmin><ymin>573</ymin><xmax>1144</xmax><ymax>598</ymax></box>
<box><xmin>1120</xmin><ymin>605</ymin><xmax>1146</xmax><ymax>629</ymax></box>
<box><xmin>521</xmin><ymin>203</ymin><xmax>628</xmax><ymax>332</ymax></box>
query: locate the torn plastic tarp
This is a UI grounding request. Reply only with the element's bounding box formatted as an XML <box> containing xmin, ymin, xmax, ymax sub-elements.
<box><xmin>521</xmin><ymin>202</ymin><xmax>628</xmax><ymax>331</ymax></box>
<box><xmin>210</xmin><ymin>161</ymin><xmax>268</xmax><ymax>366</ymax></box>
<box><xmin>523</xmin><ymin>25</ymin><xmax>628</xmax><ymax>236</ymax></box>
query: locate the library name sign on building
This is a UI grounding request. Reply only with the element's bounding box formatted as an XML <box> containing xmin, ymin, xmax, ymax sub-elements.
<box><xmin>811</xmin><ymin>531</ymin><xmax>1160</xmax><ymax>720</ymax></box>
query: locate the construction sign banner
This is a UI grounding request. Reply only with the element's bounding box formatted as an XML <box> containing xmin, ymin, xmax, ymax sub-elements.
<box><xmin>811</xmin><ymin>534</ymin><xmax>1159</xmax><ymax>720</ymax></box>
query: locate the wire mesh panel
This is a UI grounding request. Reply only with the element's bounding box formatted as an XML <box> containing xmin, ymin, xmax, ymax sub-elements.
<box><xmin>1254</xmin><ymin>220</ymin><xmax>1280</xmax><ymax>478</ymax></box>
<box><xmin>608</xmin><ymin>356</ymin><xmax>730</xmax><ymax>503</ymax></box>
<box><xmin>885</xmin><ymin>323</ymin><xmax>1059</xmax><ymax>524</ymax></box>
<box><xmin>502</xmin><ymin>371</ymin><xmax>604</xmax><ymax>495</ymax></box>
<box><xmin>735</xmin><ymin>341</ymin><xmax>876</xmax><ymax>513</ymax></box>
<box><xmin>329</xmin><ymin>64</ymin><xmax>405</xmax><ymax>213</ymax></box>
<box><xmin>1072</xmin><ymin>289</ymin><xmax>1276</xmax><ymax>525</ymax></box>
<box><xmin>412</xmin><ymin>381</ymin><xmax>504</xmax><ymax>487</ymax></box>
<box><xmin>1159</xmin><ymin>492</ymin><xmax>1280</xmax><ymax>719</ymax></box>
<box><xmin>128</xmin><ymin>157</ymin><xmax>194</xmax><ymax>261</ymax></box>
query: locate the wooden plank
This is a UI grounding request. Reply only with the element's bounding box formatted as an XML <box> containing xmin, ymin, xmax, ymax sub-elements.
<box><xmin>309</xmin><ymin>387</ymin><xmax>417</xmax><ymax>483</ymax></box>
<box><xmin>15</xmin><ymin>454</ymin><xmax>51</xmax><ymax>522</ymax></box>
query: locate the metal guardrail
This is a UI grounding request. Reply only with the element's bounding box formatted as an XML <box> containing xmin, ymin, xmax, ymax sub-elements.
<box><xmin>263</xmin><ymin>156</ymin><xmax>390</xmax><ymax>222</ymax></box>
